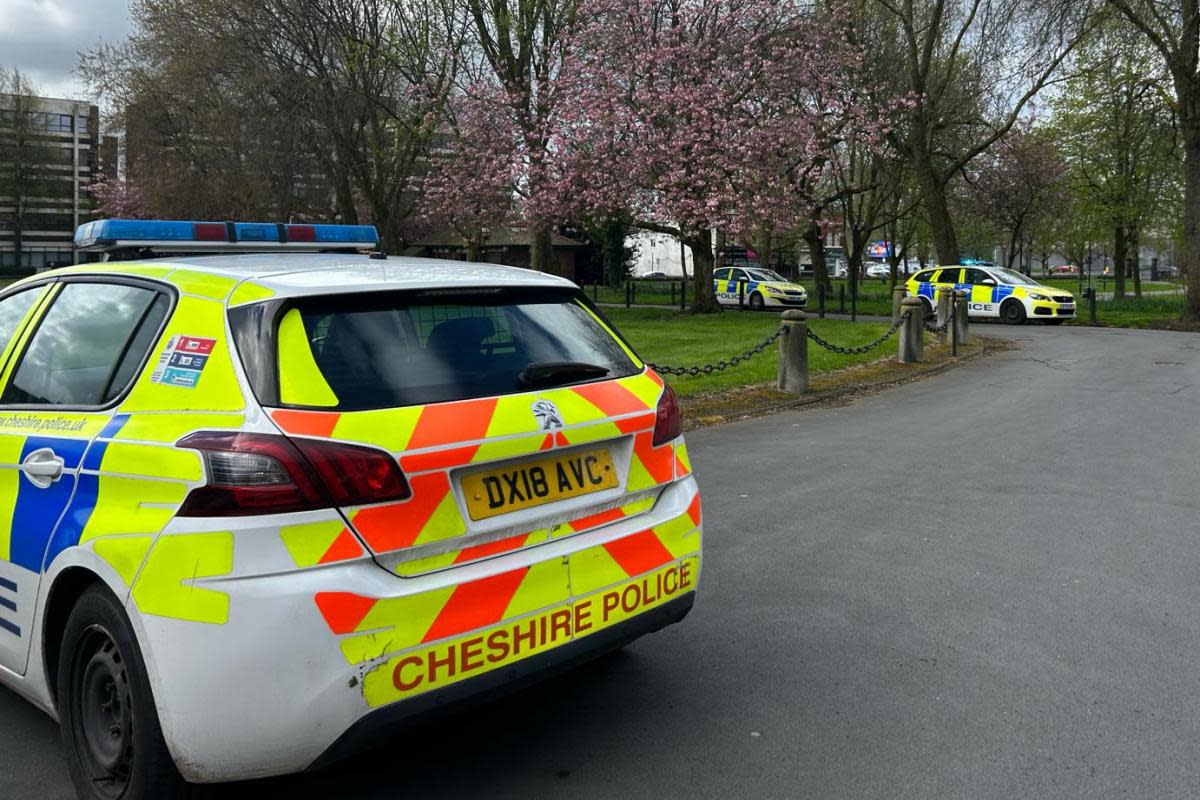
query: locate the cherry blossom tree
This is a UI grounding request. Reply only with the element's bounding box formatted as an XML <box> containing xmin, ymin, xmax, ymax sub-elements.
<box><xmin>84</xmin><ymin>168</ymin><xmax>151</xmax><ymax>219</ymax></box>
<box><xmin>537</xmin><ymin>0</ymin><xmax>871</xmax><ymax>311</ymax></box>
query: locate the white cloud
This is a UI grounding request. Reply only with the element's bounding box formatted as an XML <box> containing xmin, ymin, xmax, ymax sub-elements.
<box><xmin>0</xmin><ymin>0</ymin><xmax>132</xmax><ymax>99</ymax></box>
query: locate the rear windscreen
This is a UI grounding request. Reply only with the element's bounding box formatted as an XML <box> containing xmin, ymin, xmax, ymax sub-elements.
<box><xmin>271</xmin><ymin>289</ymin><xmax>641</xmax><ymax>411</ymax></box>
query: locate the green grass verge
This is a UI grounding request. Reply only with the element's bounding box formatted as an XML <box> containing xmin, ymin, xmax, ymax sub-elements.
<box><xmin>1040</xmin><ymin>277</ymin><xmax>1182</xmax><ymax>294</ymax></box>
<box><xmin>1069</xmin><ymin>294</ymin><xmax>1194</xmax><ymax>329</ymax></box>
<box><xmin>602</xmin><ymin>307</ymin><xmax>901</xmax><ymax>397</ymax></box>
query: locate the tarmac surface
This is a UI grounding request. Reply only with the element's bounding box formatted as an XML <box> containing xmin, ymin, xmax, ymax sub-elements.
<box><xmin>4</xmin><ymin>323</ymin><xmax>1200</xmax><ymax>799</ymax></box>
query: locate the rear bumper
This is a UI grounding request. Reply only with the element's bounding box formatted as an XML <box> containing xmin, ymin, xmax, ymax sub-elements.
<box><xmin>133</xmin><ymin>477</ymin><xmax>702</xmax><ymax>783</ymax></box>
<box><xmin>309</xmin><ymin>590</ymin><xmax>694</xmax><ymax>771</ymax></box>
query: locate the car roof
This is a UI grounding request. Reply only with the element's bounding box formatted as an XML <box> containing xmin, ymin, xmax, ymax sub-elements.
<box><xmin>35</xmin><ymin>253</ymin><xmax>575</xmax><ymax>301</ymax></box>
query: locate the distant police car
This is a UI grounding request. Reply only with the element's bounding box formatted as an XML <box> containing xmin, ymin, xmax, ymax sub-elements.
<box><xmin>0</xmin><ymin>219</ymin><xmax>701</xmax><ymax>798</ymax></box>
<box><xmin>906</xmin><ymin>264</ymin><xmax>1076</xmax><ymax>324</ymax></box>
<box><xmin>712</xmin><ymin>266</ymin><xmax>807</xmax><ymax>310</ymax></box>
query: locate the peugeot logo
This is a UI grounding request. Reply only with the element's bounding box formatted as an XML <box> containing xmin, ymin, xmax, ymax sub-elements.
<box><xmin>532</xmin><ymin>400</ymin><xmax>563</xmax><ymax>430</ymax></box>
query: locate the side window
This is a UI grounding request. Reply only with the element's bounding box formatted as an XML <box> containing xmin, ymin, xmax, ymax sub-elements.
<box><xmin>0</xmin><ymin>288</ymin><xmax>43</xmax><ymax>359</ymax></box>
<box><xmin>1</xmin><ymin>283</ymin><xmax>165</xmax><ymax>407</ymax></box>
<box><xmin>937</xmin><ymin>269</ymin><xmax>961</xmax><ymax>284</ymax></box>
<box><xmin>713</xmin><ymin>268</ymin><xmax>731</xmax><ymax>282</ymax></box>
<box><xmin>962</xmin><ymin>268</ymin><xmax>991</xmax><ymax>285</ymax></box>
<box><xmin>912</xmin><ymin>270</ymin><xmax>933</xmax><ymax>283</ymax></box>
<box><xmin>730</xmin><ymin>269</ymin><xmax>749</xmax><ymax>283</ymax></box>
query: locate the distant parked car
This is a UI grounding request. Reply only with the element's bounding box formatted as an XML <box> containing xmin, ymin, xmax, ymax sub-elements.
<box><xmin>865</xmin><ymin>262</ymin><xmax>891</xmax><ymax>279</ymax></box>
<box><xmin>639</xmin><ymin>271</ymin><xmax>668</xmax><ymax>280</ymax></box>
<box><xmin>1049</xmin><ymin>264</ymin><xmax>1078</xmax><ymax>275</ymax></box>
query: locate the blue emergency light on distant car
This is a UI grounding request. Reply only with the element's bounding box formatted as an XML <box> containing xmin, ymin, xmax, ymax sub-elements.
<box><xmin>74</xmin><ymin>219</ymin><xmax>380</xmax><ymax>252</ymax></box>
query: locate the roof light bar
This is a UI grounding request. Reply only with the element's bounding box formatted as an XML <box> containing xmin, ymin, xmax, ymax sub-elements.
<box><xmin>74</xmin><ymin>219</ymin><xmax>380</xmax><ymax>253</ymax></box>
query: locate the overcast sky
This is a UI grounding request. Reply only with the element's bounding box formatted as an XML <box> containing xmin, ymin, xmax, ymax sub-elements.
<box><xmin>0</xmin><ymin>0</ymin><xmax>131</xmax><ymax>100</ymax></box>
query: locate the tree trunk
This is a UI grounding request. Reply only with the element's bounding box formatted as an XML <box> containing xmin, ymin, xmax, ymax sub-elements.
<box><xmin>687</xmin><ymin>229</ymin><xmax>720</xmax><ymax>313</ymax></box>
<box><xmin>804</xmin><ymin>219</ymin><xmax>830</xmax><ymax>295</ymax></box>
<box><xmin>1113</xmin><ymin>223</ymin><xmax>1127</xmax><ymax>300</ymax></box>
<box><xmin>530</xmin><ymin>226</ymin><xmax>557</xmax><ymax>274</ymax></box>
<box><xmin>912</xmin><ymin>133</ymin><xmax>959</xmax><ymax>265</ymax></box>
<box><xmin>1180</xmin><ymin>95</ymin><xmax>1200</xmax><ymax>320</ymax></box>
<box><xmin>1130</xmin><ymin>225</ymin><xmax>1142</xmax><ymax>298</ymax></box>
<box><xmin>465</xmin><ymin>240</ymin><xmax>480</xmax><ymax>262</ymax></box>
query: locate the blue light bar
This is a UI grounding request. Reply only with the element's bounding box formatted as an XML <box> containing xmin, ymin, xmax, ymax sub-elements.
<box><xmin>74</xmin><ymin>219</ymin><xmax>380</xmax><ymax>252</ymax></box>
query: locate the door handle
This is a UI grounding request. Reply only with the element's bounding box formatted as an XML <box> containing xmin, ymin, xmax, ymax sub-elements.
<box><xmin>20</xmin><ymin>447</ymin><xmax>65</xmax><ymax>489</ymax></box>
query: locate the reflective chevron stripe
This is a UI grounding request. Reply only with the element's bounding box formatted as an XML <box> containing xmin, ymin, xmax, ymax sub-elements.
<box><xmin>315</xmin><ymin>496</ymin><xmax>701</xmax><ymax>675</ymax></box>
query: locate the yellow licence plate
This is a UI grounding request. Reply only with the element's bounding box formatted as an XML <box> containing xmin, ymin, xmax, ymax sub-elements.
<box><xmin>462</xmin><ymin>449</ymin><xmax>619</xmax><ymax>521</ymax></box>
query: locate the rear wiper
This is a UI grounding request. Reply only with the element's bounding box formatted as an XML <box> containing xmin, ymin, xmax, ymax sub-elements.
<box><xmin>518</xmin><ymin>361</ymin><xmax>610</xmax><ymax>388</ymax></box>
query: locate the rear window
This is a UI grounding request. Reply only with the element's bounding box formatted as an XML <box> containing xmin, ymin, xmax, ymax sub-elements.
<box><xmin>264</xmin><ymin>289</ymin><xmax>641</xmax><ymax>411</ymax></box>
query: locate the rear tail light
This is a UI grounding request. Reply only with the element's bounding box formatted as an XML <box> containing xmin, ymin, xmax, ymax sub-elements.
<box><xmin>652</xmin><ymin>384</ymin><xmax>683</xmax><ymax>446</ymax></box>
<box><xmin>177</xmin><ymin>432</ymin><xmax>410</xmax><ymax>516</ymax></box>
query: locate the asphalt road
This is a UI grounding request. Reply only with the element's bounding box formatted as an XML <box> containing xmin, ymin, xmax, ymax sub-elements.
<box><xmin>5</xmin><ymin>324</ymin><xmax>1200</xmax><ymax>799</ymax></box>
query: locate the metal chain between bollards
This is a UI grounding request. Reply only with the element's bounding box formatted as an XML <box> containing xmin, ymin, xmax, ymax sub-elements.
<box><xmin>647</xmin><ymin>326</ymin><xmax>786</xmax><ymax>376</ymax></box>
<box><xmin>924</xmin><ymin>315</ymin><xmax>952</xmax><ymax>334</ymax></box>
<box><xmin>806</xmin><ymin>312</ymin><xmax>908</xmax><ymax>355</ymax></box>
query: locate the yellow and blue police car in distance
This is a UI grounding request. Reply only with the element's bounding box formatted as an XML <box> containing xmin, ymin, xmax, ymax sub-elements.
<box><xmin>0</xmin><ymin>219</ymin><xmax>702</xmax><ymax>799</ymax></box>
<box><xmin>712</xmin><ymin>266</ymin><xmax>807</xmax><ymax>311</ymax></box>
<box><xmin>906</xmin><ymin>264</ymin><xmax>1075</xmax><ymax>324</ymax></box>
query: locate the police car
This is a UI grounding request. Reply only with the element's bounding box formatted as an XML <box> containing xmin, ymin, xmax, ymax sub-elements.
<box><xmin>906</xmin><ymin>264</ymin><xmax>1076</xmax><ymax>324</ymax></box>
<box><xmin>712</xmin><ymin>266</ymin><xmax>808</xmax><ymax>310</ymax></box>
<box><xmin>0</xmin><ymin>219</ymin><xmax>701</xmax><ymax>798</ymax></box>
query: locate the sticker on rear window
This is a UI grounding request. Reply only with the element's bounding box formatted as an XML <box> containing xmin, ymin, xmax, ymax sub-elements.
<box><xmin>150</xmin><ymin>336</ymin><xmax>215</xmax><ymax>388</ymax></box>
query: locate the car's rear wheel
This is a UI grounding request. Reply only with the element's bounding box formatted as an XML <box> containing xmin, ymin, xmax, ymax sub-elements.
<box><xmin>919</xmin><ymin>297</ymin><xmax>934</xmax><ymax>318</ymax></box>
<box><xmin>59</xmin><ymin>586</ymin><xmax>191</xmax><ymax>800</ymax></box>
<box><xmin>1001</xmin><ymin>299</ymin><xmax>1026</xmax><ymax>325</ymax></box>
<box><xmin>748</xmin><ymin>292</ymin><xmax>765</xmax><ymax>311</ymax></box>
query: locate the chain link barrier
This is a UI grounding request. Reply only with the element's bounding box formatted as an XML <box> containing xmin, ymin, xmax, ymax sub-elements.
<box><xmin>649</xmin><ymin>310</ymin><xmax>914</xmax><ymax>375</ymax></box>
<box><xmin>806</xmin><ymin>312</ymin><xmax>908</xmax><ymax>355</ymax></box>
<box><xmin>924</xmin><ymin>297</ymin><xmax>957</xmax><ymax>335</ymax></box>
<box><xmin>647</xmin><ymin>326</ymin><xmax>786</xmax><ymax>376</ymax></box>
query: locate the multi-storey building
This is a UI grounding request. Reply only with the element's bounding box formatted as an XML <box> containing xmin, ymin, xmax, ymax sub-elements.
<box><xmin>0</xmin><ymin>95</ymin><xmax>113</xmax><ymax>271</ymax></box>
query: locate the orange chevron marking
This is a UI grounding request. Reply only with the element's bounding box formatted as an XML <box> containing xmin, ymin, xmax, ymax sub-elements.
<box><xmin>271</xmin><ymin>409</ymin><xmax>341</xmax><ymax>438</ymax></box>
<box><xmin>572</xmin><ymin>379</ymin><xmax>648</xmax><ymax>417</ymax></box>
<box><xmin>401</xmin><ymin>444</ymin><xmax>480</xmax><ymax>473</ymax></box>
<box><xmin>421</xmin><ymin>567</ymin><xmax>529</xmax><ymax>643</ymax></box>
<box><xmin>353</xmin><ymin>472</ymin><xmax>451</xmax><ymax>551</ymax></box>
<box><xmin>603</xmin><ymin>529</ymin><xmax>675</xmax><ymax>578</ymax></box>
<box><xmin>455</xmin><ymin>533</ymin><xmax>530</xmax><ymax>564</ymax></box>
<box><xmin>616</xmin><ymin>413</ymin><xmax>656</xmax><ymax>434</ymax></box>
<box><xmin>633</xmin><ymin>431</ymin><xmax>674</xmax><ymax>485</ymax></box>
<box><xmin>314</xmin><ymin>592</ymin><xmax>376</xmax><ymax>635</ymax></box>
<box><xmin>318</xmin><ymin>528</ymin><xmax>364</xmax><ymax>564</ymax></box>
<box><xmin>675</xmin><ymin>453</ymin><xmax>691</xmax><ymax>477</ymax></box>
<box><xmin>645</xmin><ymin>370</ymin><xmax>665</xmax><ymax>387</ymax></box>
<box><xmin>408</xmin><ymin>398</ymin><xmax>498</xmax><ymax>451</ymax></box>
<box><xmin>539</xmin><ymin>433</ymin><xmax>555</xmax><ymax>450</ymax></box>
<box><xmin>686</xmin><ymin>494</ymin><xmax>702</xmax><ymax>527</ymax></box>
<box><xmin>569</xmin><ymin>507</ymin><xmax>626</xmax><ymax>532</ymax></box>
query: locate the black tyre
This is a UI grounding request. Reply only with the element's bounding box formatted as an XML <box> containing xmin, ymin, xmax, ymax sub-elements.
<box><xmin>1001</xmin><ymin>299</ymin><xmax>1027</xmax><ymax>325</ymax></box>
<box><xmin>919</xmin><ymin>297</ymin><xmax>934</xmax><ymax>318</ymax></box>
<box><xmin>748</xmin><ymin>292</ymin><xmax>765</xmax><ymax>311</ymax></box>
<box><xmin>58</xmin><ymin>585</ymin><xmax>192</xmax><ymax>800</ymax></box>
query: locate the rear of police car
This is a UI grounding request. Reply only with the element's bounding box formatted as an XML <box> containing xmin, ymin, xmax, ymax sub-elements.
<box><xmin>146</xmin><ymin>260</ymin><xmax>702</xmax><ymax>781</ymax></box>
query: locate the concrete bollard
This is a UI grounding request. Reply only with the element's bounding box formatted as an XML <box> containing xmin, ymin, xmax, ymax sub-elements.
<box><xmin>778</xmin><ymin>309</ymin><xmax>808</xmax><ymax>394</ymax></box>
<box><xmin>953</xmin><ymin>289</ymin><xmax>970</xmax><ymax>347</ymax></box>
<box><xmin>892</xmin><ymin>285</ymin><xmax>907</xmax><ymax>324</ymax></box>
<box><xmin>936</xmin><ymin>285</ymin><xmax>954</xmax><ymax>329</ymax></box>
<box><xmin>898</xmin><ymin>297</ymin><xmax>924</xmax><ymax>363</ymax></box>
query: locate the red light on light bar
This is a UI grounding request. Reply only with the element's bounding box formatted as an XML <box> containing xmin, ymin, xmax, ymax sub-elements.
<box><xmin>194</xmin><ymin>222</ymin><xmax>228</xmax><ymax>242</ymax></box>
<box><xmin>287</xmin><ymin>225</ymin><xmax>316</xmax><ymax>242</ymax></box>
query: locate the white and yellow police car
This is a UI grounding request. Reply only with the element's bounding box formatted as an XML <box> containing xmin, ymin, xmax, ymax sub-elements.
<box><xmin>906</xmin><ymin>264</ymin><xmax>1075</xmax><ymax>324</ymax></box>
<box><xmin>0</xmin><ymin>219</ymin><xmax>702</xmax><ymax>798</ymax></box>
<box><xmin>712</xmin><ymin>266</ymin><xmax>808</xmax><ymax>311</ymax></box>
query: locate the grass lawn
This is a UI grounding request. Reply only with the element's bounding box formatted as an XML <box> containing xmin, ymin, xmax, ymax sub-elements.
<box><xmin>1040</xmin><ymin>277</ymin><xmax>1183</xmax><ymax>294</ymax></box>
<box><xmin>602</xmin><ymin>306</ymin><xmax>905</xmax><ymax>397</ymax></box>
<box><xmin>1069</xmin><ymin>294</ymin><xmax>1197</xmax><ymax>329</ymax></box>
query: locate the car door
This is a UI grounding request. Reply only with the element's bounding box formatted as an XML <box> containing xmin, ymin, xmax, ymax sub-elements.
<box><xmin>725</xmin><ymin>268</ymin><xmax>749</xmax><ymax>305</ymax></box>
<box><xmin>712</xmin><ymin>268</ymin><xmax>732</xmax><ymax>303</ymax></box>
<box><xmin>0</xmin><ymin>278</ymin><xmax>170</xmax><ymax>675</ymax></box>
<box><xmin>961</xmin><ymin>267</ymin><xmax>1001</xmax><ymax>317</ymax></box>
